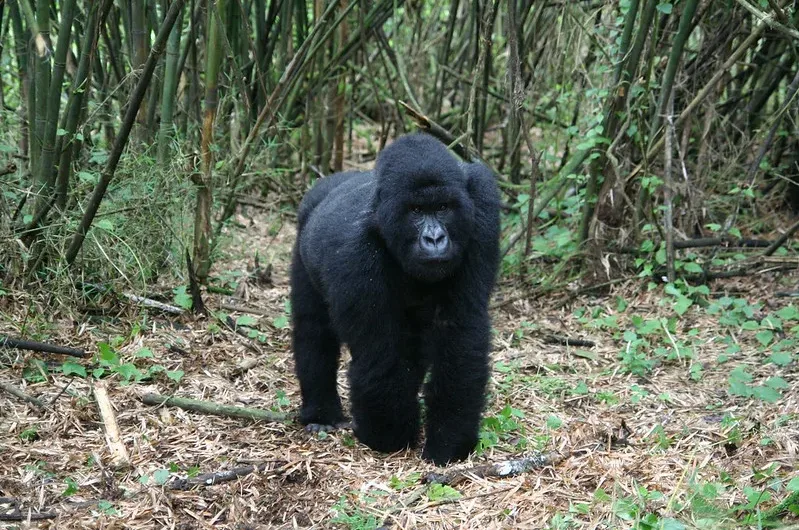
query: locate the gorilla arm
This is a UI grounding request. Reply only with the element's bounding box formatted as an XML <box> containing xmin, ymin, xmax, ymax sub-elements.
<box><xmin>325</xmin><ymin>235</ymin><xmax>427</xmax><ymax>454</ymax></box>
<box><xmin>422</xmin><ymin>161</ymin><xmax>501</xmax><ymax>465</ymax></box>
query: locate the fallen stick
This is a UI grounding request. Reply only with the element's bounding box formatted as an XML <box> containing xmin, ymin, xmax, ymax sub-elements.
<box><xmin>123</xmin><ymin>293</ymin><xmax>185</xmax><ymax>315</ymax></box>
<box><xmin>220</xmin><ymin>303</ymin><xmax>269</xmax><ymax>316</ymax></box>
<box><xmin>423</xmin><ymin>451</ymin><xmax>565</xmax><ymax>486</ymax></box>
<box><xmin>0</xmin><ymin>510</ymin><xmax>58</xmax><ymax>521</ymax></box>
<box><xmin>140</xmin><ymin>393</ymin><xmax>289</xmax><ymax>422</ymax></box>
<box><xmin>0</xmin><ymin>381</ymin><xmax>48</xmax><ymax>410</ymax></box>
<box><xmin>168</xmin><ymin>460</ymin><xmax>288</xmax><ymax>490</ymax></box>
<box><xmin>543</xmin><ymin>335</ymin><xmax>595</xmax><ymax>348</ymax></box>
<box><xmin>0</xmin><ymin>335</ymin><xmax>88</xmax><ymax>358</ymax></box>
<box><xmin>93</xmin><ymin>382</ymin><xmax>130</xmax><ymax>468</ymax></box>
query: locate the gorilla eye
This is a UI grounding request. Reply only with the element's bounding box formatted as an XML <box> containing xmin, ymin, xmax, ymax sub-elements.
<box><xmin>438</xmin><ymin>204</ymin><xmax>448</xmax><ymax>212</ymax></box>
<box><xmin>411</xmin><ymin>206</ymin><xmax>422</xmax><ymax>214</ymax></box>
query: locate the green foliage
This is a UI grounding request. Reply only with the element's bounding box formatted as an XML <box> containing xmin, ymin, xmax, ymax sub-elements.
<box><xmin>426</xmin><ymin>484</ymin><xmax>461</xmax><ymax>501</ymax></box>
<box><xmin>172</xmin><ymin>286</ymin><xmax>193</xmax><ymax>310</ymax></box>
<box><xmin>330</xmin><ymin>496</ymin><xmax>380</xmax><ymax>530</ymax></box>
<box><xmin>389</xmin><ymin>472</ymin><xmax>421</xmax><ymax>491</ymax></box>
<box><xmin>19</xmin><ymin>427</ymin><xmax>39</xmax><ymax>442</ymax></box>
<box><xmin>63</xmin><ymin>477</ymin><xmax>79</xmax><ymax>496</ymax></box>
<box><xmin>476</xmin><ymin>405</ymin><xmax>527</xmax><ymax>454</ymax></box>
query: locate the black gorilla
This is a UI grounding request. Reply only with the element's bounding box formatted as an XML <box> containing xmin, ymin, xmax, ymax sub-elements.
<box><xmin>290</xmin><ymin>133</ymin><xmax>500</xmax><ymax>465</ymax></box>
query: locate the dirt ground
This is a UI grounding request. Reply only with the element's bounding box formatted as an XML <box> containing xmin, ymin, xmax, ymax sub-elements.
<box><xmin>1</xmin><ymin>203</ymin><xmax>797</xmax><ymax>529</ymax></box>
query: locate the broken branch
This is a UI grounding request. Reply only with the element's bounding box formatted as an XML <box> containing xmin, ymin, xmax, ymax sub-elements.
<box><xmin>140</xmin><ymin>393</ymin><xmax>290</xmax><ymax>422</ymax></box>
<box><xmin>0</xmin><ymin>335</ymin><xmax>88</xmax><ymax>358</ymax></box>
<box><xmin>423</xmin><ymin>451</ymin><xmax>565</xmax><ymax>486</ymax></box>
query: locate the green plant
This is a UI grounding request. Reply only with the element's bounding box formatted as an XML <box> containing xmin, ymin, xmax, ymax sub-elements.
<box><xmin>330</xmin><ymin>496</ymin><xmax>379</xmax><ymax>530</ymax></box>
<box><xmin>476</xmin><ymin>405</ymin><xmax>527</xmax><ymax>454</ymax></box>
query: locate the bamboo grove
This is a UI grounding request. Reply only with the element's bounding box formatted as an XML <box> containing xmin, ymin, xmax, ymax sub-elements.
<box><xmin>0</xmin><ymin>0</ymin><xmax>797</xmax><ymax>291</ymax></box>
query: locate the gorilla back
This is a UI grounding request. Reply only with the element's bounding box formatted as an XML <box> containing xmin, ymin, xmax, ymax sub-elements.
<box><xmin>290</xmin><ymin>133</ymin><xmax>500</xmax><ymax>465</ymax></box>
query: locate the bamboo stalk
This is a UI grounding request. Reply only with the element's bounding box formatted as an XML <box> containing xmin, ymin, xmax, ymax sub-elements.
<box><xmin>157</xmin><ymin>1</ymin><xmax>186</xmax><ymax>164</ymax></box>
<box><xmin>65</xmin><ymin>0</ymin><xmax>187</xmax><ymax>265</ymax></box>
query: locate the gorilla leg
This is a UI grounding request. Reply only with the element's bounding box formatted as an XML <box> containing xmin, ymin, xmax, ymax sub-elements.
<box><xmin>348</xmin><ymin>340</ymin><xmax>425</xmax><ymax>453</ymax></box>
<box><xmin>422</xmin><ymin>323</ymin><xmax>490</xmax><ymax>465</ymax></box>
<box><xmin>291</xmin><ymin>252</ymin><xmax>347</xmax><ymax>429</ymax></box>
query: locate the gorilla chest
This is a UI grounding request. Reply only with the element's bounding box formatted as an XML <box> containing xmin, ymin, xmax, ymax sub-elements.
<box><xmin>402</xmin><ymin>290</ymin><xmax>451</xmax><ymax>329</ymax></box>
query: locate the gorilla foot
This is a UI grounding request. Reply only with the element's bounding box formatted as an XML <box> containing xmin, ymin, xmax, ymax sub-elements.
<box><xmin>304</xmin><ymin>420</ymin><xmax>352</xmax><ymax>434</ymax></box>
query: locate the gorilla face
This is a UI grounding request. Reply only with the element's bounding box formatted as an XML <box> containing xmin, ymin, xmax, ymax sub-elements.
<box><xmin>373</xmin><ymin>136</ymin><xmax>476</xmax><ymax>283</ymax></box>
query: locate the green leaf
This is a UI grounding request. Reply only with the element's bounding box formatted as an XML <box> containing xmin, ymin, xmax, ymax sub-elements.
<box><xmin>96</xmin><ymin>219</ymin><xmax>114</xmax><ymax>232</ymax></box>
<box><xmin>63</xmin><ymin>477</ymin><xmax>79</xmax><ymax>496</ymax></box>
<box><xmin>273</xmin><ymin>315</ymin><xmax>289</xmax><ymax>329</ymax></box>
<box><xmin>755</xmin><ymin>330</ymin><xmax>774</xmax><ymax>347</ymax></box>
<box><xmin>657</xmin><ymin>2</ymin><xmax>673</xmax><ymax>14</ymax></box>
<box><xmin>236</xmin><ymin>315</ymin><xmax>258</xmax><ymax>327</ymax></box>
<box><xmin>153</xmin><ymin>469</ymin><xmax>171</xmax><ymax>485</ymax></box>
<box><xmin>659</xmin><ymin>519</ymin><xmax>685</xmax><ymax>530</ymax></box>
<box><xmin>776</xmin><ymin>306</ymin><xmax>799</xmax><ymax>320</ymax></box>
<box><xmin>787</xmin><ymin>476</ymin><xmax>799</xmax><ymax>492</ymax></box>
<box><xmin>765</xmin><ymin>376</ymin><xmax>789</xmax><ymax>390</ymax></box>
<box><xmin>683</xmin><ymin>262</ymin><xmax>703</xmax><ymax>273</ymax></box>
<box><xmin>752</xmin><ymin>386</ymin><xmax>781</xmax><ymax>403</ymax></box>
<box><xmin>114</xmin><ymin>363</ymin><xmax>143</xmax><ymax>382</ymax></box>
<box><xmin>172</xmin><ymin>286</ymin><xmax>192</xmax><ymax>310</ymax></box>
<box><xmin>77</xmin><ymin>171</ymin><xmax>97</xmax><ymax>183</ymax></box>
<box><xmin>769</xmin><ymin>352</ymin><xmax>792</xmax><ymax>366</ymax></box>
<box><xmin>62</xmin><ymin>361</ymin><xmax>87</xmax><ymax>378</ymax></box>
<box><xmin>546</xmin><ymin>415</ymin><xmax>563</xmax><ymax>429</ymax></box>
<box><xmin>56</xmin><ymin>128</ymin><xmax>68</xmax><ymax>136</ymax></box>
<box><xmin>427</xmin><ymin>484</ymin><xmax>461</xmax><ymax>501</ymax></box>
<box><xmin>98</xmin><ymin>342</ymin><xmax>119</xmax><ymax>366</ymax></box>
<box><xmin>135</xmin><ymin>347</ymin><xmax>154</xmax><ymax>358</ymax></box>
<box><xmin>674</xmin><ymin>296</ymin><xmax>692</xmax><ymax>316</ymax></box>
<box><xmin>166</xmin><ymin>370</ymin><xmax>185</xmax><ymax>382</ymax></box>
<box><xmin>655</xmin><ymin>246</ymin><xmax>667</xmax><ymax>265</ymax></box>
<box><xmin>97</xmin><ymin>499</ymin><xmax>118</xmax><ymax>515</ymax></box>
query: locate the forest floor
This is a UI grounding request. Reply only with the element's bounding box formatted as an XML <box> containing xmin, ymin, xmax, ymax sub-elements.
<box><xmin>1</xmin><ymin>201</ymin><xmax>798</xmax><ymax>529</ymax></box>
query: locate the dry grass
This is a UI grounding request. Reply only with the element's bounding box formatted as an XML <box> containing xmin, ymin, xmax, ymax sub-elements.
<box><xmin>1</xmin><ymin>204</ymin><xmax>798</xmax><ymax>529</ymax></box>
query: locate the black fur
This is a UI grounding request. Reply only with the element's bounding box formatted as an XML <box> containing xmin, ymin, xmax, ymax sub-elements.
<box><xmin>290</xmin><ymin>133</ymin><xmax>500</xmax><ymax>465</ymax></box>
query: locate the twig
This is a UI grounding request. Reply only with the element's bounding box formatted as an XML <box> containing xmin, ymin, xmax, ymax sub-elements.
<box><xmin>222</xmin><ymin>315</ymin><xmax>264</xmax><ymax>353</ymax></box>
<box><xmin>123</xmin><ymin>293</ymin><xmax>185</xmax><ymax>315</ymax></box>
<box><xmin>0</xmin><ymin>335</ymin><xmax>88</xmax><ymax>358</ymax></box>
<box><xmin>763</xmin><ymin>216</ymin><xmax>799</xmax><ymax>257</ymax></box>
<box><xmin>0</xmin><ymin>381</ymin><xmax>48</xmax><ymax>410</ymax></box>
<box><xmin>543</xmin><ymin>335</ymin><xmax>595</xmax><ymax>348</ymax></box>
<box><xmin>614</xmin><ymin>237</ymin><xmax>773</xmax><ymax>254</ymax></box>
<box><xmin>50</xmin><ymin>379</ymin><xmax>74</xmax><ymax>406</ymax></box>
<box><xmin>220</xmin><ymin>303</ymin><xmax>269</xmax><ymax>316</ymax></box>
<box><xmin>168</xmin><ymin>460</ymin><xmax>288</xmax><ymax>490</ymax></box>
<box><xmin>423</xmin><ymin>451</ymin><xmax>565</xmax><ymax>486</ymax></box>
<box><xmin>0</xmin><ymin>510</ymin><xmax>58</xmax><ymax>521</ymax></box>
<box><xmin>140</xmin><ymin>393</ymin><xmax>289</xmax><ymax>422</ymax></box>
<box><xmin>733</xmin><ymin>0</ymin><xmax>799</xmax><ymax>40</ymax></box>
<box><xmin>93</xmin><ymin>381</ymin><xmax>130</xmax><ymax>468</ymax></box>
<box><xmin>398</xmin><ymin>101</ymin><xmax>475</xmax><ymax>161</ymax></box>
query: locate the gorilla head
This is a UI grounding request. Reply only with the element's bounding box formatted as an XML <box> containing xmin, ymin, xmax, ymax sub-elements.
<box><xmin>372</xmin><ymin>134</ymin><xmax>477</xmax><ymax>283</ymax></box>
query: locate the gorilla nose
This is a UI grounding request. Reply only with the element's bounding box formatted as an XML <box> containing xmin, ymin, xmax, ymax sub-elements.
<box><xmin>421</xmin><ymin>225</ymin><xmax>449</xmax><ymax>254</ymax></box>
<box><xmin>422</xmin><ymin>233</ymin><xmax>446</xmax><ymax>248</ymax></box>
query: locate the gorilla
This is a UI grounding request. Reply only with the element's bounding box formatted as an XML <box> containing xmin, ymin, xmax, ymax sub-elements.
<box><xmin>290</xmin><ymin>133</ymin><xmax>500</xmax><ymax>465</ymax></box>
